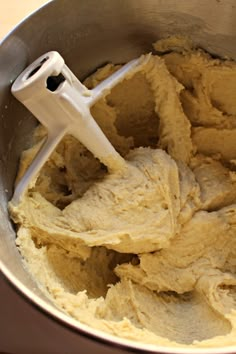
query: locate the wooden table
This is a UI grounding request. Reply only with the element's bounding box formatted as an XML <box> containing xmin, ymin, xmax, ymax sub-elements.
<box><xmin>0</xmin><ymin>0</ymin><xmax>49</xmax><ymax>39</ymax></box>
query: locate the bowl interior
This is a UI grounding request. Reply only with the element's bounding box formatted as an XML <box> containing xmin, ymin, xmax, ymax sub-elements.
<box><xmin>1</xmin><ymin>0</ymin><xmax>236</xmax><ymax>353</ymax></box>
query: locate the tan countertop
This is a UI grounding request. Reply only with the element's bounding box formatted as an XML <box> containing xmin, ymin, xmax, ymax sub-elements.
<box><xmin>0</xmin><ymin>0</ymin><xmax>49</xmax><ymax>39</ymax></box>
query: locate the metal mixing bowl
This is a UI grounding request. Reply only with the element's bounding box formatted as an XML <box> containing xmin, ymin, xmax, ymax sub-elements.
<box><xmin>1</xmin><ymin>0</ymin><xmax>236</xmax><ymax>353</ymax></box>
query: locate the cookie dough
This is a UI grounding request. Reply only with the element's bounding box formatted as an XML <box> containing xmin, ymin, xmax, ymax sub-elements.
<box><xmin>9</xmin><ymin>40</ymin><xmax>236</xmax><ymax>348</ymax></box>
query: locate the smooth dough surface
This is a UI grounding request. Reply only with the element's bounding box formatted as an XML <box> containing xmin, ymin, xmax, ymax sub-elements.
<box><xmin>9</xmin><ymin>39</ymin><xmax>236</xmax><ymax>348</ymax></box>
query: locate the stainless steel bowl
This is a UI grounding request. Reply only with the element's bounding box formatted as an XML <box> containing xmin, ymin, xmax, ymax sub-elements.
<box><xmin>1</xmin><ymin>0</ymin><xmax>236</xmax><ymax>353</ymax></box>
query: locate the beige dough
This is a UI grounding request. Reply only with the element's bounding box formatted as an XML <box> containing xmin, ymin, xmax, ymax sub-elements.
<box><xmin>9</xmin><ymin>39</ymin><xmax>236</xmax><ymax>348</ymax></box>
